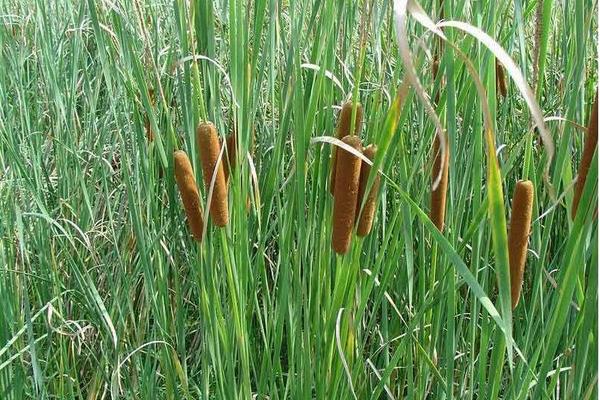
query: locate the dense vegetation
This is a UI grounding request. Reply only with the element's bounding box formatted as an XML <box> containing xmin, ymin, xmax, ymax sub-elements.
<box><xmin>0</xmin><ymin>0</ymin><xmax>597</xmax><ymax>398</ymax></box>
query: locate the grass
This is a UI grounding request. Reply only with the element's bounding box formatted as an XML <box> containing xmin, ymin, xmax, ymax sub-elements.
<box><xmin>0</xmin><ymin>0</ymin><xmax>597</xmax><ymax>399</ymax></box>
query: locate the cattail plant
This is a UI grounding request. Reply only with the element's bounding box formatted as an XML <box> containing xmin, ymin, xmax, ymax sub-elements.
<box><xmin>332</xmin><ymin>135</ymin><xmax>363</xmax><ymax>254</ymax></box>
<box><xmin>197</xmin><ymin>122</ymin><xmax>229</xmax><ymax>227</ymax></box>
<box><xmin>173</xmin><ymin>150</ymin><xmax>204</xmax><ymax>241</ymax></box>
<box><xmin>430</xmin><ymin>134</ymin><xmax>450</xmax><ymax>232</ymax></box>
<box><xmin>496</xmin><ymin>59</ymin><xmax>507</xmax><ymax>98</ymax></box>
<box><xmin>330</xmin><ymin>101</ymin><xmax>363</xmax><ymax>195</ymax></box>
<box><xmin>356</xmin><ymin>145</ymin><xmax>380</xmax><ymax>237</ymax></box>
<box><xmin>572</xmin><ymin>91</ymin><xmax>598</xmax><ymax>218</ymax></box>
<box><xmin>508</xmin><ymin>180</ymin><xmax>534</xmax><ymax>309</ymax></box>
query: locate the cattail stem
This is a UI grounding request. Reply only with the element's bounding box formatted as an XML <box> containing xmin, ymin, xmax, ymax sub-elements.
<box><xmin>509</xmin><ymin>180</ymin><xmax>534</xmax><ymax>309</ymax></box>
<box><xmin>330</xmin><ymin>101</ymin><xmax>363</xmax><ymax>195</ymax></box>
<box><xmin>431</xmin><ymin>134</ymin><xmax>450</xmax><ymax>232</ymax></box>
<box><xmin>332</xmin><ymin>136</ymin><xmax>362</xmax><ymax>254</ymax></box>
<box><xmin>572</xmin><ymin>91</ymin><xmax>598</xmax><ymax>218</ymax></box>
<box><xmin>197</xmin><ymin>122</ymin><xmax>229</xmax><ymax>227</ymax></box>
<box><xmin>174</xmin><ymin>151</ymin><xmax>204</xmax><ymax>241</ymax></box>
<box><xmin>356</xmin><ymin>145</ymin><xmax>380</xmax><ymax>237</ymax></box>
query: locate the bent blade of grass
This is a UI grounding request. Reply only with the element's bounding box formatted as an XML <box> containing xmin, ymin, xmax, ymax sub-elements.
<box><xmin>392</xmin><ymin>0</ymin><xmax>446</xmax><ymax>190</ymax></box>
<box><xmin>300</xmin><ymin>63</ymin><xmax>344</xmax><ymax>92</ymax></box>
<box><xmin>436</xmin><ymin>20</ymin><xmax>554</xmax><ymax>194</ymax></box>
<box><xmin>403</xmin><ymin>1</ymin><xmax>553</xmax><ymax>190</ymax></box>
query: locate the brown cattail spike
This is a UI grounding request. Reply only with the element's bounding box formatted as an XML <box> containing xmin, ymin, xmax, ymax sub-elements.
<box><xmin>432</xmin><ymin>57</ymin><xmax>441</xmax><ymax>105</ymax></box>
<box><xmin>356</xmin><ymin>145</ymin><xmax>381</xmax><ymax>237</ymax></box>
<box><xmin>332</xmin><ymin>135</ymin><xmax>363</xmax><ymax>254</ymax></box>
<box><xmin>173</xmin><ymin>151</ymin><xmax>204</xmax><ymax>241</ymax></box>
<box><xmin>430</xmin><ymin>134</ymin><xmax>450</xmax><ymax>232</ymax></box>
<box><xmin>509</xmin><ymin>180</ymin><xmax>534</xmax><ymax>309</ymax></box>
<box><xmin>572</xmin><ymin>91</ymin><xmax>598</xmax><ymax>218</ymax></box>
<box><xmin>223</xmin><ymin>132</ymin><xmax>237</xmax><ymax>183</ymax></box>
<box><xmin>330</xmin><ymin>101</ymin><xmax>363</xmax><ymax>195</ymax></box>
<box><xmin>197</xmin><ymin>122</ymin><xmax>229</xmax><ymax>227</ymax></box>
<box><xmin>145</xmin><ymin>89</ymin><xmax>156</xmax><ymax>142</ymax></box>
<box><xmin>496</xmin><ymin>59</ymin><xmax>507</xmax><ymax>98</ymax></box>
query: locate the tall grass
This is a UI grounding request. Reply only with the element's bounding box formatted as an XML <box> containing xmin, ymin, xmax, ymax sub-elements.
<box><xmin>0</xmin><ymin>0</ymin><xmax>596</xmax><ymax>399</ymax></box>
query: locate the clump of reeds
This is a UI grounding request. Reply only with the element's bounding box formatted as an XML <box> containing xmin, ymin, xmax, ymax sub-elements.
<box><xmin>330</xmin><ymin>101</ymin><xmax>363</xmax><ymax>195</ymax></box>
<box><xmin>174</xmin><ymin>150</ymin><xmax>204</xmax><ymax>241</ymax></box>
<box><xmin>430</xmin><ymin>134</ymin><xmax>450</xmax><ymax>232</ymax></box>
<box><xmin>332</xmin><ymin>135</ymin><xmax>363</xmax><ymax>254</ymax></box>
<box><xmin>197</xmin><ymin>122</ymin><xmax>229</xmax><ymax>227</ymax></box>
<box><xmin>496</xmin><ymin>59</ymin><xmax>507</xmax><ymax>98</ymax></box>
<box><xmin>572</xmin><ymin>91</ymin><xmax>598</xmax><ymax>218</ymax></box>
<box><xmin>356</xmin><ymin>144</ymin><xmax>380</xmax><ymax>237</ymax></box>
<box><xmin>508</xmin><ymin>180</ymin><xmax>534</xmax><ymax>309</ymax></box>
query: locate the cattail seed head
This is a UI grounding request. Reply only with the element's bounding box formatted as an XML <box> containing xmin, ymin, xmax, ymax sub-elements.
<box><xmin>145</xmin><ymin>89</ymin><xmax>156</xmax><ymax>142</ymax></box>
<box><xmin>430</xmin><ymin>134</ymin><xmax>450</xmax><ymax>232</ymax></box>
<box><xmin>330</xmin><ymin>101</ymin><xmax>363</xmax><ymax>195</ymax></box>
<box><xmin>572</xmin><ymin>91</ymin><xmax>598</xmax><ymax>218</ymax></box>
<box><xmin>145</xmin><ymin>118</ymin><xmax>154</xmax><ymax>142</ymax></box>
<box><xmin>223</xmin><ymin>132</ymin><xmax>237</xmax><ymax>183</ymax></box>
<box><xmin>509</xmin><ymin>180</ymin><xmax>534</xmax><ymax>309</ymax></box>
<box><xmin>496</xmin><ymin>59</ymin><xmax>507</xmax><ymax>98</ymax></box>
<box><xmin>432</xmin><ymin>57</ymin><xmax>441</xmax><ymax>105</ymax></box>
<box><xmin>173</xmin><ymin>151</ymin><xmax>204</xmax><ymax>241</ymax></box>
<box><xmin>356</xmin><ymin>145</ymin><xmax>381</xmax><ymax>237</ymax></box>
<box><xmin>432</xmin><ymin>57</ymin><xmax>440</xmax><ymax>82</ymax></box>
<box><xmin>332</xmin><ymin>135</ymin><xmax>363</xmax><ymax>254</ymax></box>
<box><xmin>197</xmin><ymin>122</ymin><xmax>229</xmax><ymax>227</ymax></box>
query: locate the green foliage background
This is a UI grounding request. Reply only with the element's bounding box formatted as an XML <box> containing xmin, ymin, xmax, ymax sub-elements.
<box><xmin>0</xmin><ymin>0</ymin><xmax>597</xmax><ymax>398</ymax></box>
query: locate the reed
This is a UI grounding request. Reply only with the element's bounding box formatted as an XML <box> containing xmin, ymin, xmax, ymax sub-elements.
<box><xmin>173</xmin><ymin>150</ymin><xmax>204</xmax><ymax>241</ymax></box>
<box><xmin>197</xmin><ymin>122</ymin><xmax>229</xmax><ymax>227</ymax></box>
<box><xmin>356</xmin><ymin>145</ymin><xmax>380</xmax><ymax>237</ymax></box>
<box><xmin>332</xmin><ymin>135</ymin><xmax>362</xmax><ymax>254</ymax></box>
<box><xmin>572</xmin><ymin>91</ymin><xmax>598</xmax><ymax>218</ymax></box>
<box><xmin>330</xmin><ymin>101</ymin><xmax>363</xmax><ymax>195</ymax></box>
<box><xmin>430</xmin><ymin>134</ymin><xmax>450</xmax><ymax>232</ymax></box>
<box><xmin>508</xmin><ymin>180</ymin><xmax>534</xmax><ymax>309</ymax></box>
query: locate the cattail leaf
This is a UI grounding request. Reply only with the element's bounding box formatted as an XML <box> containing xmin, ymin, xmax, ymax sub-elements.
<box><xmin>485</xmin><ymin>129</ymin><xmax>514</xmax><ymax>369</ymax></box>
